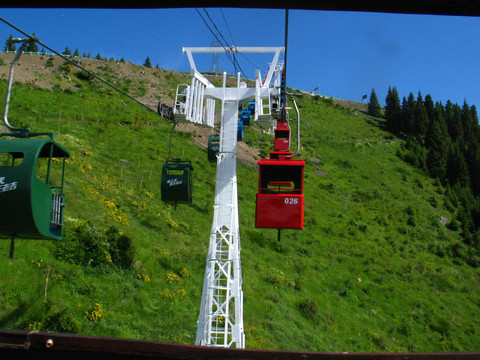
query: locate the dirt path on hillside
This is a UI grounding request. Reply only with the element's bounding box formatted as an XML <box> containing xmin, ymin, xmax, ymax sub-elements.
<box><xmin>176</xmin><ymin>123</ymin><xmax>261</xmax><ymax>166</ymax></box>
<box><xmin>0</xmin><ymin>53</ymin><xmax>367</xmax><ymax>167</ymax></box>
<box><xmin>0</xmin><ymin>52</ymin><xmax>263</xmax><ymax>166</ymax></box>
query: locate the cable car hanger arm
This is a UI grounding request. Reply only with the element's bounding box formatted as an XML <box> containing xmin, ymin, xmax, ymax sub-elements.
<box><xmin>3</xmin><ymin>39</ymin><xmax>30</xmax><ymax>135</ymax></box>
<box><xmin>287</xmin><ymin>93</ymin><xmax>301</xmax><ymax>158</ymax></box>
<box><xmin>1</xmin><ymin>38</ymin><xmax>56</xmax><ymax>139</ymax></box>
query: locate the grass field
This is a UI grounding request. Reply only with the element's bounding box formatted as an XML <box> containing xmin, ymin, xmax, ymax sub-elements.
<box><xmin>0</xmin><ymin>59</ymin><xmax>479</xmax><ymax>352</ymax></box>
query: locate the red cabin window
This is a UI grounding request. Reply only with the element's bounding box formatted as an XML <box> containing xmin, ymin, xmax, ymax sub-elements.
<box><xmin>255</xmin><ymin>156</ymin><xmax>305</xmax><ymax>230</ymax></box>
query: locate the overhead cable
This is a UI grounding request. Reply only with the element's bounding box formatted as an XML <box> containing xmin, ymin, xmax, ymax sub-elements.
<box><xmin>195</xmin><ymin>8</ymin><xmax>247</xmax><ymax>79</ymax></box>
<box><xmin>202</xmin><ymin>8</ymin><xmax>243</xmax><ymax>75</ymax></box>
<box><xmin>282</xmin><ymin>9</ymin><xmax>289</xmax><ymax>122</ymax></box>
<box><xmin>0</xmin><ymin>17</ymin><xmax>158</xmax><ymax>116</ymax></box>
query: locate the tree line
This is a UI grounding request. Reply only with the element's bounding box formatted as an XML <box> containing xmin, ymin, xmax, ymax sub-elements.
<box><xmin>371</xmin><ymin>87</ymin><xmax>480</xmax><ymax>266</ymax></box>
<box><xmin>3</xmin><ymin>34</ymin><xmax>155</xmax><ymax>68</ymax></box>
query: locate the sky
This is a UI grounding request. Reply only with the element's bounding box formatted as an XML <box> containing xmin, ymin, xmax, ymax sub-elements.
<box><xmin>1</xmin><ymin>7</ymin><xmax>480</xmax><ymax>108</ymax></box>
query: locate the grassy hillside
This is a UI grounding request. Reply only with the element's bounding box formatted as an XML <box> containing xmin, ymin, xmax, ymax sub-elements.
<box><xmin>0</xmin><ymin>55</ymin><xmax>479</xmax><ymax>352</ymax></box>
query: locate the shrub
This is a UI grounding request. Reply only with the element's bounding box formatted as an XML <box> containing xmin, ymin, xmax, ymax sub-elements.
<box><xmin>45</xmin><ymin>57</ymin><xmax>54</xmax><ymax>67</ymax></box>
<box><xmin>297</xmin><ymin>298</ymin><xmax>319</xmax><ymax>324</ymax></box>
<box><xmin>448</xmin><ymin>218</ymin><xmax>460</xmax><ymax>231</ymax></box>
<box><xmin>407</xmin><ymin>216</ymin><xmax>416</xmax><ymax>227</ymax></box>
<box><xmin>58</xmin><ymin>62</ymin><xmax>73</xmax><ymax>73</ymax></box>
<box><xmin>75</xmin><ymin>70</ymin><xmax>94</xmax><ymax>81</ymax></box>
<box><xmin>54</xmin><ymin>221</ymin><xmax>134</xmax><ymax>269</ymax></box>
<box><xmin>404</xmin><ymin>205</ymin><xmax>415</xmax><ymax>216</ymax></box>
<box><xmin>26</xmin><ymin>303</ymin><xmax>79</xmax><ymax>333</ymax></box>
<box><xmin>106</xmin><ymin>226</ymin><xmax>134</xmax><ymax>269</ymax></box>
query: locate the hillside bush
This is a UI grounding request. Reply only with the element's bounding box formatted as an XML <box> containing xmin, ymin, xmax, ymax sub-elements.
<box><xmin>58</xmin><ymin>61</ymin><xmax>73</xmax><ymax>74</ymax></box>
<box><xmin>53</xmin><ymin>221</ymin><xmax>134</xmax><ymax>269</ymax></box>
<box><xmin>25</xmin><ymin>303</ymin><xmax>79</xmax><ymax>333</ymax></box>
<box><xmin>75</xmin><ymin>70</ymin><xmax>94</xmax><ymax>81</ymax></box>
<box><xmin>44</xmin><ymin>57</ymin><xmax>54</xmax><ymax>67</ymax></box>
<box><xmin>297</xmin><ymin>298</ymin><xmax>319</xmax><ymax>324</ymax></box>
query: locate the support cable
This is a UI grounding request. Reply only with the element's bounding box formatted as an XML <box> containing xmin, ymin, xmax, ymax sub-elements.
<box><xmin>195</xmin><ymin>8</ymin><xmax>247</xmax><ymax>79</ymax></box>
<box><xmin>282</xmin><ymin>9</ymin><xmax>302</xmax><ymax>159</ymax></box>
<box><xmin>216</xmin><ymin>8</ymin><xmax>246</xmax><ymax>78</ymax></box>
<box><xmin>220</xmin><ymin>9</ymin><xmax>236</xmax><ymax>50</ymax></box>
<box><xmin>0</xmin><ymin>17</ymin><xmax>158</xmax><ymax>116</ymax></box>
<box><xmin>168</xmin><ymin>121</ymin><xmax>181</xmax><ymax>161</ymax></box>
<box><xmin>282</xmin><ymin>9</ymin><xmax>289</xmax><ymax>123</ymax></box>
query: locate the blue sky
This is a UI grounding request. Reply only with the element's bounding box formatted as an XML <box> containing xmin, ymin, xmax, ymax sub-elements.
<box><xmin>1</xmin><ymin>7</ymin><xmax>480</xmax><ymax>108</ymax></box>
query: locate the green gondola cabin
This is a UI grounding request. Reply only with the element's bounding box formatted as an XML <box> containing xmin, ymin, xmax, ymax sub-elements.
<box><xmin>207</xmin><ymin>135</ymin><xmax>220</xmax><ymax>162</ymax></box>
<box><xmin>0</xmin><ymin>139</ymin><xmax>70</xmax><ymax>240</ymax></box>
<box><xmin>161</xmin><ymin>160</ymin><xmax>194</xmax><ymax>205</ymax></box>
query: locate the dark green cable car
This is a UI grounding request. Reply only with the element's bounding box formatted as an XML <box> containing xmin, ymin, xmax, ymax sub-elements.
<box><xmin>0</xmin><ymin>138</ymin><xmax>70</xmax><ymax>240</ymax></box>
<box><xmin>207</xmin><ymin>135</ymin><xmax>220</xmax><ymax>162</ymax></box>
<box><xmin>0</xmin><ymin>39</ymin><xmax>70</xmax><ymax>258</ymax></box>
<box><xmin>161</xmin><ymin>160</ymin><xmax>193</xmax><ymax>206</ymax></box>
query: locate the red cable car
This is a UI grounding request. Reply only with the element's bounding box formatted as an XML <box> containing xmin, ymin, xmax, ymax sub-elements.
<box><xmin>274</xmin><ymin>121</ymin><xmax>290</xmax><ymax>152</ymax></box>
<box><xmin>255</xmin><ymin>151</ymin><xmax>305</xmax><ymax>230</ymax></box>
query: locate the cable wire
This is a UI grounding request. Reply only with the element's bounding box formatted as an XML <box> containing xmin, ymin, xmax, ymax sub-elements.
<box><xmin>0</xmin><ymin>17</ymin><xmax>158</xmax><ymax>116</ymax></box>
<box><xmin>220</xmin><ymin>9</ymin><xmax>236</xmax><ymax>50</ymax></box>
<box><xmin>282</xmin><ymin>9</ymin><xmax>289</xmax><ymax>122</ymax></box>
<box><xmin>195</xmin><ymin>8</ymin><xmax>247</xmax><ymax>79</ymax></box>
<box><xmin>203</xmin><ymin>8</ymin><xmax>243</xmax><ymax>75</ymax></box>
<box><xmin>220</xmin><ymin>8</ymin><xmax>261</xmax><ymax>78</ymax></box>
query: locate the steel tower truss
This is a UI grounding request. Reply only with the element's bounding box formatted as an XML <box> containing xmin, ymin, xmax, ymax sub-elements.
<box><xmin>175</xmin><ymin>47</ymin><xmax>284</xmax><ymax>348</ymax></box>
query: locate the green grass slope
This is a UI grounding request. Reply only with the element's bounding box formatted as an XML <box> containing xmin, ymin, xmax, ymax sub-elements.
<box><xmin>0</xmin><ymin>57</ymin><xmax>478</xmax><ymax>352</ymax></box>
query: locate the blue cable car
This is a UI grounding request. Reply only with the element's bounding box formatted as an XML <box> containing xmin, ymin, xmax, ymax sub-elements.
<box><xmin>248</xmin><ymin>101</ymin><xmax>255</xmax><ymax>115</ymax></box>
<box><xmin>237</xmin><ymin>120</ymin><xmax>244</xmax><ymax>141</ymax></box>
<box><xmin>240</xmin><ymin>110</ymin><xmax>251</xmax><ymax>126</ymax></box>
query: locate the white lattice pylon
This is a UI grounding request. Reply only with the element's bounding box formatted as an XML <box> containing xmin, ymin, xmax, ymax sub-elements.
<box><xmin>183</xmin><ymin>47</ymin><xmax>284</xmax><ymax>348</ymax></box>
<box><xmin>195</xmin><ymin>82</ymin><xmax>249</xmax><ymax>348</ymax></box>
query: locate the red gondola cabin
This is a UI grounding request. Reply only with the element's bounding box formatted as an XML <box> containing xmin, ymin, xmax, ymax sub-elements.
<box><xmin>274</xmin><ymin>121</ymin><xmax>290</xmax><ymax>152</ymax></box>
<box><xmin>255</xmin><ymin>152</ymin><xmax>305</xmax><ymax>230</ymax></box>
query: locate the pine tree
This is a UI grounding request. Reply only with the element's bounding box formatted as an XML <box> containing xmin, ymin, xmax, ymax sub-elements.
<box><xmin>453</xmin><ymin>183</ymin><xmax>476</xmax><ymax>237</ymax></box>
<box><xmin>398</xmin><ymin>135</ymin><xmax>427</xmax><ymax>169</ymax></box>
<box><xmin>25</xmin><ymin>33</ymin><xmax>38</xmax><ymax>52</ymax></box>
<box><xmin>367</xmin><ymin>88</ymin><xmax>381</xmax><ymax>117</ymax></box>
<box><xmin>424</xmin><ymin>94</ymin><xmax>435</xmax><ymax>129</ymax></box>
<box><xmin>445</xmin><ymin>101</ymin><xmax>464</xmax><ymax>141</ymax></box>
<box><xmin>426</xmin><ymin>102</ymin><xmax>450</xmax><ymax>184</ymax></box>
<box><xmin>73</xmin><ymin>48</ymin><xmax>79</xmax><ymax>57</ymax></box>
<box><xmin>401</xmin><ymin>92</ymin><xmax>416</xmax><ymax>136</ymax></box>
<box><xmin>461</xmin><ymin>103</ymin><xmax>480</xmax><ymax>197</ymax></box>
<box><xmin>63</xmin><ymin>47</ymin><xmax>72</xmax><ymax>56</ymax></box>
<box><xmin>4</xmin><ymin>34</ymin><xmax>16</xmax><ymax>51</ymax></box>
<box><xmin>143</xmin><ymin>56</ymin><xmax>152</xmax><ymax>68</ymax></box>
<box><xmin>385</xmin><ymin>86</ymin><xmax>401</xmax><ymax>134</ymax></box>
<box><xmin>413</xmin><ymin>92</ymin><xmax>428</xmax><ymax>138</ymax></box>
<box><xmin>447</xmin><ymin>143</ymin><xmax>470</xmax><ymax>188</ymax></box>
<box><xmin>469</xmin><ymin>147</ymin><xmax>480</xmax><ymax>197</ymax></box>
